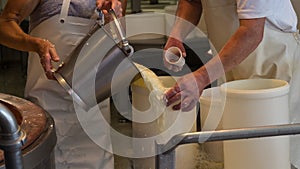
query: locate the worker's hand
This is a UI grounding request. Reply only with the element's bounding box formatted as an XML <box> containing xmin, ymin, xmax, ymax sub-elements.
<box><xmin>96</xmin><ymin>0</ymin><xmax>123</xmax><ymax>17</ymax></box>
<box><xmin>163</xmin><ymin>37</ymin><xmax>186</xmax><ymax>72</ymax></box>
<box><xmin>37</xmin><ymin>39</ymin><xmax>60</xmax><ymax>79</ymax></box>
<box><xmin>164</xmin><ymin>72</ymin><xmax>202</xmax><ymax>112</ymax></box>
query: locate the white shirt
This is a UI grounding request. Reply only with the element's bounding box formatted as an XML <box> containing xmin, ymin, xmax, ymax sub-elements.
<box><xmin>237</xmin><ymin>0</ymin><xmax>298</xmax><ymax>32</ymax></box>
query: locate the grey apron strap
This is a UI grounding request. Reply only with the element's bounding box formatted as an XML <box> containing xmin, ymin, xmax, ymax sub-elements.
<box><xmin>59</xmin><ymin>0</ymin><xmax>71</xmax><ymax>23</ymax></box>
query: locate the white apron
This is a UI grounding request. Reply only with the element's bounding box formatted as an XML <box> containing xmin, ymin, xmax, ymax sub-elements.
<box><xmin>201</xmin><ymin>0</ymin><xmax>300</xmax><ymax>168</ymax></box>
<box><xmin>25</xmin><ymin>0</ymin><xmax>114</xmax><ymax>168</ymax></box>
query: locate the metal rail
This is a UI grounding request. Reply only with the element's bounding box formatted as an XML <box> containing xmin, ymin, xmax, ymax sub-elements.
<box><xmin>156</xmin><ymin>123</ymin><xmax>300</xmax><ymax>169</ymax></box>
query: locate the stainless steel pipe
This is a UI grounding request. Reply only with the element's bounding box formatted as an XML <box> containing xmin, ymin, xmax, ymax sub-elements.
<box><xmin>156</xmin><ymin>123</ymin><xmax>300</xmax><ymax>169</ymax></box>
<box><xmin>0</xmin><ymin>93</ymin><xmax>57</xmax><ymax>169</ymax></box>
<box><xmin>0</xmin><ymin>103</ymin><xmax>26</xmax><ymax>169</ymax></box>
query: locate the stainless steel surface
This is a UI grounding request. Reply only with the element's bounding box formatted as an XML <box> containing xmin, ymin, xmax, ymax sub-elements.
<box><xmin>54</xmin><ymin>14</ymin><xmax>138</xmax><ymax>111</ymax></box>
<box><xmin>155</xmin><ymin>144</ymin><xmax>175</xmax><ymax>169</ymax></box>
<box><xmin>95</xmin><ymin>9</ymin><xmax>105</xmax><ymax>26</ymax></box>
<box><xmin>21</xmin><ymin>114</ymin><xmax>56</xmax><ymax>169</ymax></box>
<box><xmin>54</xmin><ymin>73</ymin><xmax>89</xmax><ymax>110</ymax></box>
<box><xmin>109</xmin><ymin>9</ymin><xmax>133</xmax><ymax>54</ymax></box>
<box><xmin>156</xmin><ymin>123</ymin><xmax>300</xmax><ymax>169</ymax></box>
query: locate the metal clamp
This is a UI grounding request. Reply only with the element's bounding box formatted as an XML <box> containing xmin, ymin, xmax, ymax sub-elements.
<box><xmin>95</xmin><ymin>8</ymin><xmax>105</xmax><ymax>27</ymax></box>
<box><xmin>109</xmin><ymin>9</ymin><xmax>134</xmax><ymax>56</ymax></box>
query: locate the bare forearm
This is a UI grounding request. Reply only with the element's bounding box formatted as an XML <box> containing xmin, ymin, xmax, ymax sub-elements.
<box><xmin>194</xmin><ymin>18</ymin><xmax>266</xmax><ymax>88</ymax></box>
<box><xmin>0</xmin><ymin>19</ymin><xmax>42</xmax><ymax>52</ymax></box>
<box><xmin>169</xmin><ymin>0</ymin><xmax>202</xmax><ymax>40</ymax></box>
<box><xmin>0</xmin><ymin>0</ymin><xmax>41</xmax><ymax>53</ymax></box>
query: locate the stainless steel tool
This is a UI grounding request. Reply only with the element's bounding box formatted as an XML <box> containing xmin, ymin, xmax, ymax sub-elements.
<box><xmin>54</xmin><ymin>9</ymin><xmax>138</xmax><ymax>111</ymax></box>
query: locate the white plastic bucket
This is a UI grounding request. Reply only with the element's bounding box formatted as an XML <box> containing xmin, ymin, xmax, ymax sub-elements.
<box><xmin>221</xmin><ymin>79</ymin><xmax>290</xmax><ymax>169</ymax></box>
<box><xmin>199</xmin><ymin>87</ymin><xmax>224</xmax><ymax>162</ymax></box>
<box><xmin>131</xmin><ymin>76</ymin><xmax>198</xmax><ymax>169</ymax></box>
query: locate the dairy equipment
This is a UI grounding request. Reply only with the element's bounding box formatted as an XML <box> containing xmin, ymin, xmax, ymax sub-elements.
<box><xmin>156</xmin><ymin>123</ymin><xmax>300</xmax><ymax>169</ymax></box>
<box><xmin>0</xmin><ymin>103</ymin><xmax>26</xmax><ymax>169</ymax></box>
<box><xmin>54</xmin><ymin>9</ymin><xmax>139</xmax><ymax>110</ymax></box>
<box><xmin>0</xmin><ymin>93</ymin><xmax>56</xmax><ymax>169</ymax></box>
